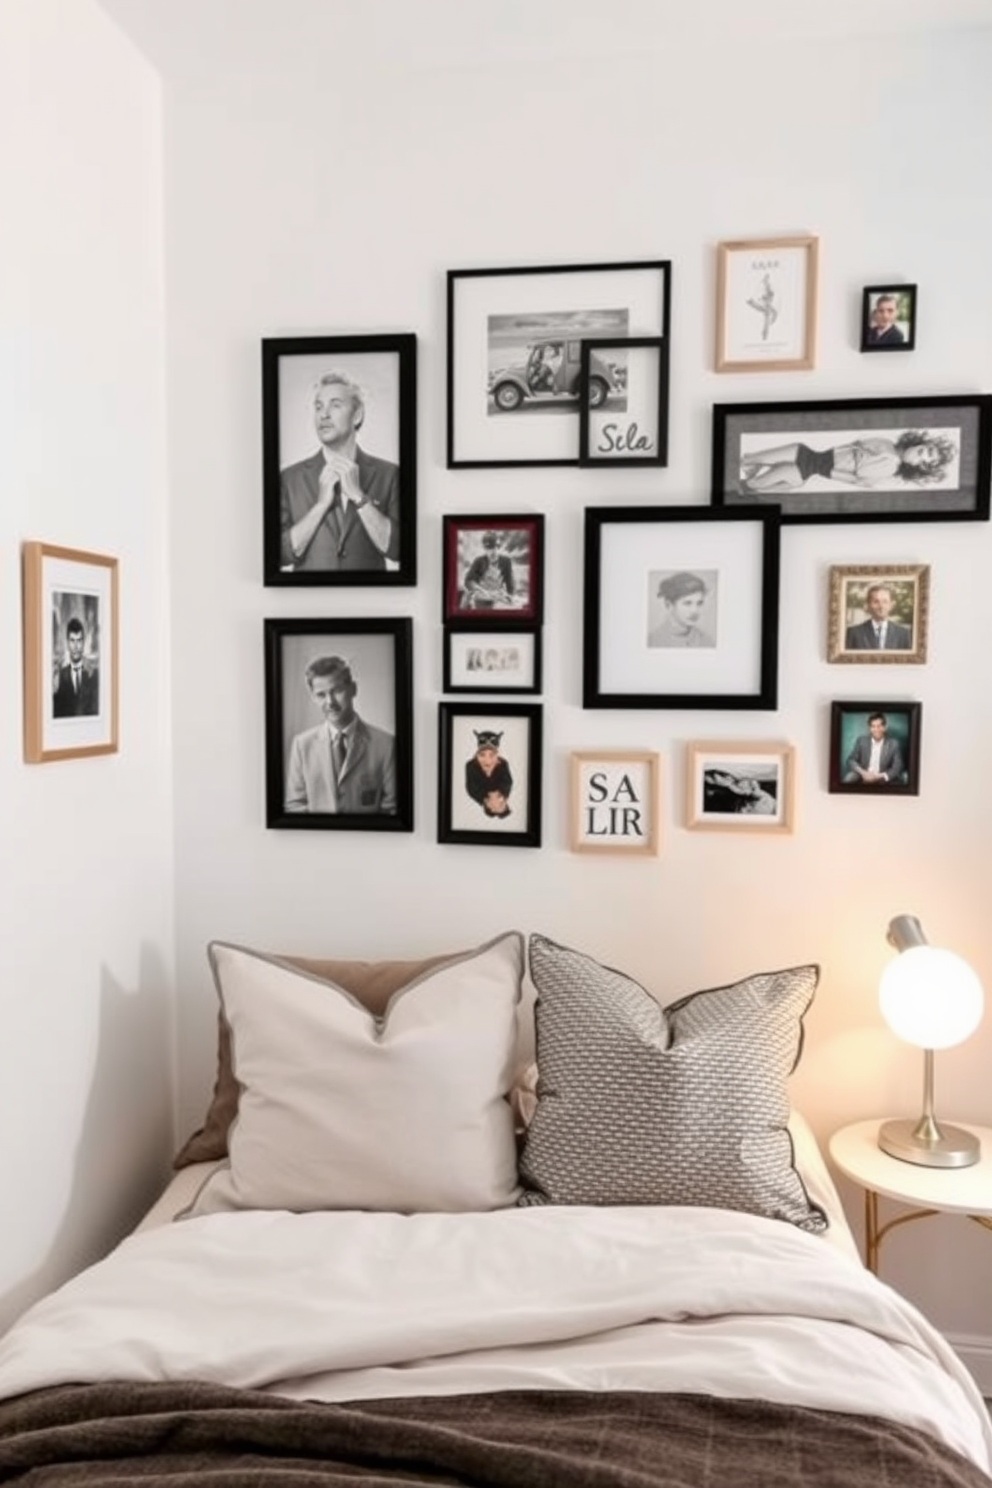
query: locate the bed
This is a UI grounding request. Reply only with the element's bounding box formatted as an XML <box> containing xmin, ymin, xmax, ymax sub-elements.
<box><xmin>1</xmin><ymin>931</ymin><xmax>990</xmax><ymax>1486</ymax></box>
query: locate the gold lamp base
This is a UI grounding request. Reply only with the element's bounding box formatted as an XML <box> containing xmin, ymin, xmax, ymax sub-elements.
<box><xmin>878</xmin><ymin>1117</ymin><xmax>979</xmax><ymax>1169</ymax></box>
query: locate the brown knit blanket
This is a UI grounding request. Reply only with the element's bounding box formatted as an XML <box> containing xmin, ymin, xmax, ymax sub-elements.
<box><xmin>1</xmin><ymin>1383</ymin><xmax>989</xmax><ymax>1486</ymax></box>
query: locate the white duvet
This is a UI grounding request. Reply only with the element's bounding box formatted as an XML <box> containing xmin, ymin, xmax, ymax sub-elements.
<box><xmin>1</xmin><ymin>1204</ymin><xmax>989</xmax><ymax>1475</ymax></box>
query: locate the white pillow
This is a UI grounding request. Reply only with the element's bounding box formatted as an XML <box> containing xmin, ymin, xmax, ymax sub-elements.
<box><xmin>186</xmin><ymin>932</ymin><xmax>524</xmax><ymax>1216</ymax></box>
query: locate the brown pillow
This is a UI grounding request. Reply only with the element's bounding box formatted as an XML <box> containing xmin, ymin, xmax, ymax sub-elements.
<box><xmin>172</xmin><ymin>949</ymin><xmax>457</xmax><ymax>1168</ymax></box>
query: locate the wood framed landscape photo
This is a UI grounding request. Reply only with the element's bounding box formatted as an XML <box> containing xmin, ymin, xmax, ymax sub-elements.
<box><xmin>447</xmin><ymin>259</ymin><xmax>671</xmax><ymax>468</ymax></box>
<box><xmin>861</xmin><ymin>284</ymin><xmax>916</xmax><ymax>353</ymax></box>
<box><xmin>443</xmin><ymin>514</ymin><xmax>544</xmax><ymax>623</ymax></box>
<box><xmin>583</xmin><ymin>506</ymin><xmax>780</xmax><ymax>711</ymax></box>
<box><xmin>264</xmin><ymin>617</ymin><xmax>413</xmax><ymax>832</ymax></box>
<box><xmin>577</xmin><ymin>337</ymin><xmax>669</xmax><ymax>467</ymax></box>
<box><xmin>22</xmin><ymin>542</ymin><xmax>119</xmax><ymax>764</ymax></box>
<box><xmin>569</xmin><ymin>750</ymin><xmax>660</xmax><ymax>855</ymax></box>
<box><xmin>437</xmin><ymin>702</ymin><xmax>542</xmax><ymax>848</ymax></box>
<box><xmin>685</xmin><ymin>741</ymin><xmax>795</xmax><ymax>834</ymax></box>
<box><xmin>715</xmin><ymin>235</ymin><xmax>819</xmax><ymax>373</ymax></box>
<box><xmin>828</xmin><ymin>701</ymin><xmax>922</xmax><ymax>797</ymax></box>
<box><xmin>712</xmin><ymin>394</ymin><xmax>992</xmax><ymax>524</ymax></box>
<box><xmin>443</xmin><ymin>623</ymin><xmax>542</xmax><ymax>695</ymax></box>
<box><xmin>261</xmin><ymin>333</ymin><xmax>417</xmax><ymax>587</ymax></box>
<box><xmin>827</xmin><ymin>564</ymin><xmax>930</xmax><ymax>664</ymax></box>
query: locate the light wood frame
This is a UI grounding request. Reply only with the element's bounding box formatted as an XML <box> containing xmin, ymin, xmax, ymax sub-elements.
<box><xmin>685</xmin><ymin>741</ymin><xmax>795</xmax><ymax>834</ymax></box>
<box><xmin>22</xmin><ymin>542</ymin><xmax>119</xmax><ymax>763</ymax></box>
<box><xmin>569</xmin><ymin>750</ymin><xmax>660</xmax><ymax>856</ymax></box>
<box><xmin>715</xmin><ymin>235</ymin><xmax>819</xmax><ymax>373</ymax></box>
<box><xmin>827</xmin><ymin>563</ymin><xmax>930</xmax><ymax>664</ymax></box>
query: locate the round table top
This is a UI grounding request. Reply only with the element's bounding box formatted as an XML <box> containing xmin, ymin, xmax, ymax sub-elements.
<box><xmin>829</xmin><ymin>1120</ymin><xmax>992</xmax><ymax>1215</ymax></box>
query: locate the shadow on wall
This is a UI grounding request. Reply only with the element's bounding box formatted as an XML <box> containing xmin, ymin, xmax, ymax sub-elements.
<box><xmin>0</xmin><ymin>945</ymin><xmax>174</xmax><ymax>1334</ymax></box>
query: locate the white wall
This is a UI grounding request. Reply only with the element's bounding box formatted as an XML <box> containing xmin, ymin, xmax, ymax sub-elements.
<box><xmin>0</xmin><ymin>0</ymin><xmax>174</xmax><ymax>1331</ymax></box>
<box><xmin>107</xmin><ymin>0</ymin><xmax>992</xmax><ymax>1383</ymax></box>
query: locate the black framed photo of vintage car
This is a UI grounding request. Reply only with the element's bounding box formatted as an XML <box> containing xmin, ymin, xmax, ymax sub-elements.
<box><xmin>261</xmin><ymin>334</ymin><xmax>417</xmax><ymax>587</ymax></box>
<box><xmin>577</xmin><ymin>338</ymin><xmax>669</xmax><ymax>467</ymax></box>
<box><xmin>264</xmin><ymin>617</ymin><xmax>413</xmax><ymax>832</ymax></box>
<box><xmin>861</xmin><ymin>285</ymin><xmax>917</xmax><ymax>353</ymax></box>
<box><xmin>437</xmin><ymin>702</ymin><xmax>543</xmax><ymax>848</ymax></box>
<box><xmin>442</xmin><ymin>514</ymin><xmax>544</xmax><ymax>623</ymax></box>
<box><xmin>712</xmin><ymin>395</ymin><xmax>992</xmax><ymax>523</ymax></box>
<box><xmin>583</xmin><ymin>506</ymin><xmax>780</xmax><ymax>711</ymax></box>
<box><xmin>443</xmin><ymin>622</ymin><xmax>542</xmax><ymax>695</ymax></box>
<box><xmin>446</xmin><ymin>260</ymin><xmax>671</xmax><ymax>467</ymax></box>
<box><xmin>828</xmin><ymin>700</ymin><xmax>921</xmax><ymax>796</ymax></box>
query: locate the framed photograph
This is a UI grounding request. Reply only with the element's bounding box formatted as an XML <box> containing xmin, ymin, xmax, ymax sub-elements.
<box><xmin>685</xmin><ymin>741</ymin><xmax>795</xmax><ymax>834</ymax></box>
<box><xmin>438</xmin><ymin>703</ymin><xmax>542</xmax><ymax>847</ymax></box>
<box><xmin>715</xmin><ymin>235</ymin><xmax>819</xmax><ymax>372</ymax></box>
<box><xmin>443</xmin><ymin>623</ymin><xmax>542</xmax><ymax>695</ymax></box>
<box><xmin>712</xmin><ymin>395</ymin><xmax>992</xmax><ymax>523</ymax></box>
<box><xmin>264</xmin><ymin>617</ymin><xmax>413</xmax><ymax>832</ymax></box>
<box><xmin>861</xmin><ymin>284</ymin><xmax>917</xmax><ymax>353</ymax></box>
<box><xmin>261</xmin><ymin>334</ymin><xmax>417</xmax><ymax>587</ymax></box>
<box><xmin>443</xmin><ymin>514</ymin><xmax>544</xmax><ymax>623</ymax></box>
<box><xmin>569</xmin><ymin>750</ymin><xmax>660</xmax><ymax>855</ymax></box>
<box><xmin>446</xmin><ymin>260</ymin><xmax>671</xmax><ymax>467</ymax></box>
<box><xmin>827</xmin><ymin>564</ymin><xmax>930</xmax><ymax>664</ymax></box>
<box><xmin>22</xmin><ymin>542</ymin><xmax>119</xmax><ymax>763</ymax></box>
<box><xmin>829</xmin><ymin>701</ymin><xmax>921</xmax><ymax>796</ymax></box>
<box><xmin>577</xmin><ymin>337</ymin><xmax>669</xmax><ymax>467</ymax></box>
<box><xmin>583</xmin><ymin>506</ymin><xmax>780</xmax><ymax>711</ymax></box>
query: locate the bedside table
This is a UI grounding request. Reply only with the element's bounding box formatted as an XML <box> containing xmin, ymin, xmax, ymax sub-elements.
<box><xmin>829</xmin><ymin>1120</ymin><xmax>992</xmax><ymax>1274</ymax></box>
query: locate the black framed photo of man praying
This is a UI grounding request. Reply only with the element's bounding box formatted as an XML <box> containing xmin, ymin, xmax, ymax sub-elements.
<box><xmin>437</xmin><ymin>702</ymin><xmax>543</xmax><ymax>848</ymax></box>
<box><xmin>261</xmin><ymin>334</ymin><xmax>417</xmax><ymax>587</ymax></box>
<box><xmin>264</xmin><ymin>617</ymin><xmax>414</xmax><ymax>832</ymax></box>
<box><xmin>711</xmin><ymin>395</ymin><xmax>992</xmax><ymax>524</ymax></box>
<box><xmin>583</xmin><ymin>506</ymin><xmax>780</xmax><ymax>711</ymax></box>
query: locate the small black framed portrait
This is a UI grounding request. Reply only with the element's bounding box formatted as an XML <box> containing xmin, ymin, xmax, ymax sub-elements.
<box><xmin>437</xmin><ymin>702</ymin><xmax>542</xmax><ymax>848</ymax></box>
<box><xmin>828</xmin><ymin>701</ymin><xmax>921</xmax><ymax>796</ymax></box>
<box><xmin>443</xmin><ymin>514</ymin><xmax>545</xmax><ymax>623</ymax></box>
<box><xmin>861</xmin><ymin>285</ymin><xmax>917</xmax><ymax>353</ymax></box>
<box><xmin>443</xmin><ymin>622</ymin><xmax>542</xmax><ymax>695</ymax></box>
<box><xmin>264</xmin><ymin>617</ymin><xmax>413</xmax><ymax>831</ymax></box>
<box><xmin>262</xmin><ymin>334</ymin><xmax>417</xmax><ymax>587</ymax></box>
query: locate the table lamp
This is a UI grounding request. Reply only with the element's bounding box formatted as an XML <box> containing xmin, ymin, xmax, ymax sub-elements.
<box><xmin>878</xmin><ymin>914</ymin><xmax>984</xmax><ymax>1168</ymax></box>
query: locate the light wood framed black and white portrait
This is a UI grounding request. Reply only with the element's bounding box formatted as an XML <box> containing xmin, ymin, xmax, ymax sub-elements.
<box><xmin>262</xmin><ymin>334</ymin><xmax>417</xmax><ymax>587</ymax></box>
<box><xmin>22</xmin><ymin>542</ymin><xmax>119</xmax><ymax>763</ymax></box>
<box><xmin>437</xmin><ymin>702</ymin><xmax>542</xmax><ymax>848</ymax></box>
<box><xmin>583</xmin><ymin>506</ymin><xmax>780</xmax><ymax>710</ymax></box>
<box><xmin>264</xmin><ymin>617</ymin><xmax>413</xmax><ymax>831</ymax></box>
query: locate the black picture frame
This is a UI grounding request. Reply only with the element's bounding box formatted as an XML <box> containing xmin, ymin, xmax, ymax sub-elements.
<box><xmin>443</xmin><ymin>622</ymin><xmax>542</xmax><ymax>695</ymax></box>
<box><xmin>577</xmin><ymin>337</ymin><xmax>669</xmax><ymax>467</ymax></box>
<box><xmin>583</xmin><ymin>506</ymin><xmax>780</xmax><ymax>711</ymax></box>
<box><xmin>712</xmin><ymin>394</ymin><xmax>992</xmax><ymax>524</ymax></box>
<box><xmin>861</xmin><ymin>284</ymin><xmax>917</xmax><ymax>354</ymax></box>
<box><xmin>828</xmin><ymin>700</ymin><xmax>922</xmax><ymax>796</ymax></box>
<box><xmin>442</xmin><ymin>513</ymin><xmax>545</xmax><ymax>624</ymax></box>
<box><xmin>262</xmin><ymin>334</ymin><xmax>417</xmax><ymax>586</ymax></box>
<box><xmin>437</xmin><ymin>702</ymin><xmax>543</xmax><ymax>847</ymax></box>
<box><xmin>264</xmin><ymin>617</ymin><xmax>413</xmax><ymax>831</ymax></box>
<box><xmin>447</xmin><ymin>260</ymin><xmax>671</xmax><ymax>468</ymax></box>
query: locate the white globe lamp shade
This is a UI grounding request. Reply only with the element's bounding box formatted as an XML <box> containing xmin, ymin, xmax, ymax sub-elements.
<box><xmin>879</xmin><ymin>945</ymin><xmax>983</xmax><ymax>1050</ymax></box>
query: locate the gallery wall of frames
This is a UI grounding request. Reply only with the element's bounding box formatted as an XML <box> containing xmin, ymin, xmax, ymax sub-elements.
<box><xmin>25</xmin><ymin>241</ymin><xmax>991</xmax><ymax>858</ymax></box>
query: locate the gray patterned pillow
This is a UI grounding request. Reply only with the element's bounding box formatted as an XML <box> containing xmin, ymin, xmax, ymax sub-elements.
<box><xmin>518</xmin><ymin>934</ymin><xmax>826</xmax><ymax>1232</ymax></box>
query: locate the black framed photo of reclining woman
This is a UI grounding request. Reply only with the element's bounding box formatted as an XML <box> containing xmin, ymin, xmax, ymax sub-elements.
<box><xmin>442</xmin><ymin>514</ymin><xmax>545</xmax><ymax>624</ymax></box>
<box><xmin>711</xmin><ymin>394</ymin><xmax>992</xmax><ymax>524</ymax></box>
<box><xmin>437</xmin><ymin>702</ymin><xmax>543</xmax><ymax>848</ymax></box>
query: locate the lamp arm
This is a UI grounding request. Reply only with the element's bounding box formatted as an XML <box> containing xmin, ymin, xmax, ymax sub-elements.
<box><xmin>911</xmin><ymin>1047</ymin><xmax>944</xmax><ymax>1145</ymax></box>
